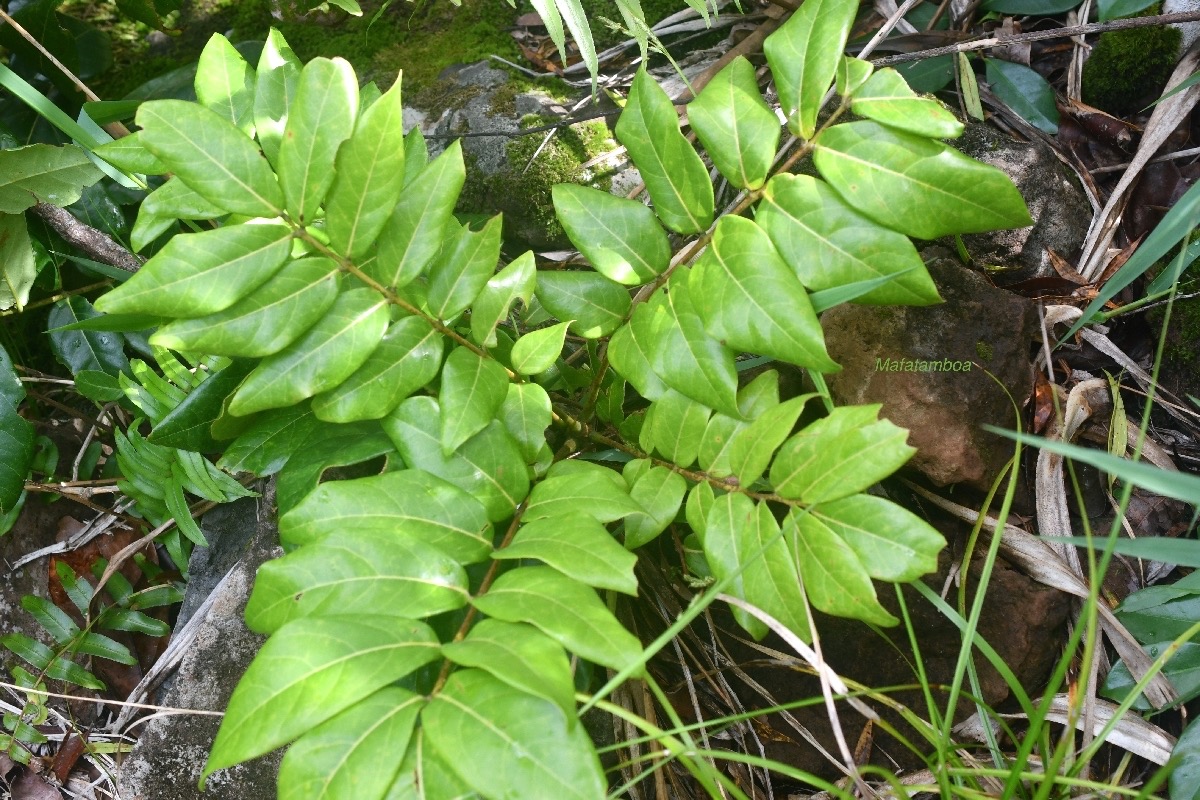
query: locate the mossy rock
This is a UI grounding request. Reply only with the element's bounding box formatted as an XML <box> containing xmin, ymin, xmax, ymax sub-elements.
<box><xmin>1149</xmin><ymin>289</ymin><xmax>1200</xmax><ymax>404</ymax></box>
<box><xmin>1081</xmin><ymin>5</ymin><xmax>1181</xmax><ymax>116</ymax></box>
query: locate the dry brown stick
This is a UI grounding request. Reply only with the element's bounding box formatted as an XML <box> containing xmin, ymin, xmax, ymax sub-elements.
<box><xmin>31</xmin><ymin>203</ymin><xmax>142</xmax><ymax>273</ymax></box>
<box><xmin>869</xmin><ymin>11</ymin><xmax>1200</xmax><ymax>66</ymax></box>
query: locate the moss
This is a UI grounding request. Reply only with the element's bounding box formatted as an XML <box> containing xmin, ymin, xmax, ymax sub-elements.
<box><xmin>1151</xmin><ymin>289</ymin><xmax>1200</xmax><ymax>400</ymax></box>
<box><xmin>1082</xmin><ymin>4</ymin><xmax>1181</xmax><ymax>116</ymax></box>
<box><xmin>975</xmin><ymin>340</ymin><xmax>994</xmax><ymax>362</ymax></box>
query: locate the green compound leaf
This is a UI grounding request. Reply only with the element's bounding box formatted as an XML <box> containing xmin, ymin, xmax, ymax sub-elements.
<box><xmin>806</xmin><ymin>494</ymin><xmax>944</xmax><ymax>582</ymax></box>
<box><xmin>701</xmin><ymin>493</ymin><xmax>809</xmax><ymax>641</ymax></box>
<box><xmin>813</xmin><ymin>120</ymin><xmax>1033</xmax><ymax>239</ymax></box>
<box><xmin>195</xmin><ymin>33</ymin><xmax>255</xmax><ymax>134</ymax></box>
<box><xmin>440</xmin><ymin>346</ymin><xmax>509</xmax><ymax>456</ymax></box>
<box><xmin>230</xmin><ymin>288</ymin><xmax>389</xmax><ymax>416</ymax></box>
<box><xmin>984</xmin><ymin>58</ymin><xmax>1059</xmax><ymax>135</ymax></box>
<box><xmin>471</xmin><ymin>566</ymin><xmax>643</xmax><ymax>674</ymax></box>
<box><xmin>769</xmin><ymin>405</ymin><xmax>915</xmax><ymax>503</ymax></box>
<box><xmin>384</xmin><ymin>396</ymin><xmax>529</xmax><ymax>524</ymax></box>
<box><xmin>762</xmin><ymin>0</ymin><xmax>857</xmax><ymax>138</ymax></box>
<box><xmin>650</xmin><ymin>276</ymin><xmax>740</xmax><ymax>418</ymax></box>
<box><xmin>245</xmin><ymin>531</ymin><xmax>470</xmax><ymax>634</ymax></box>
<box><xmin>785</xmin><ymin>507</ymin><xmax>897</xmax><ymax>626</ymax></box>
<box><xmin>441</xmin><ymin>620</ymin><xmax>576</xmax><ymax>724</ymax></box>
<box><xmin>278</xmin><ymin>688</ymin><xmax>423</xmax><ymax>800</ymax></box>
<box><xmin>640</xmin><ymin>389</ymin><xmax>710</xmax><ymax>468</ymax></box>
<box><xmin>326</xmin><ymin>76</ymin><xmax>405</xmax><ymax>258</ymax></box>
<box><xmin>850</xmin><ymin>68</ymin><xmax>964</xmax><ymax>139</ymax></box>
<box><xmin>150</xmin><ymin>257</ymin><xmax>338</xmax><ymax>357</ymax></box>
<box><xmin>279</xmin><ymin>468</ymin><xmax>493</xmax><ymax>563</ymax></box>
<box><xmin>499</xmin><ymin>382</ymin><xmax>552</xmax><ymax>463</ymax></box>
<box><xmin>688</xmin><ymin>56</ymin><xmax>780</xmax><ymax>190</ymax></box>
<box><xmin>95</xmin><ymin>223</ymin><xmax>293</xmax><ymax>317</ymax></box>
<box><xmin>510</xmin><ymin>321</ymin><xmax>569</xmax><ymax>376</ymax></box>
<box><xmin>0</xmin><ymin>144</ymin><xmax>103</xmax><ymax>214</ymax></box>
<box><xmin>725</xmin><ymin>394</ymin><xmax>814</xmax><ymax>487</ymax></box>
<box><xmin>534</xmin><ymin>270</ymin><xmax>630</xmax><ymax>339</ymax></box>
<box><xmin>423</xmin><ymin>669</ymin><xmax>605</xmax><ymax>800</ymax></box>
<box><xmin>494</xmin><ymin>512</ymin><xmax>638</xmax><ymax>595</ymax></box>
<box><xmin>471</xmin><ymin>250</ymin><xmax>536</xmax><ymax>348</ymax></box>
<box><xmin>92</xmin><ymin>133</ymin><xmax>168</xmax><ymax>175</ymax></box>
<box><xmin>692</xmin><ymin>216</ymin><xmax>837</xmax><ymax>371</ymax></box>
<box><xmin>312</xmin><ymin>315</ymin><xmax>443</xmax><ymax>423</ymax></box>
<box><xmin>428</xmin><ymin>215</ymin><xmax>502</xmax><ymax>321</ymax></box>
<box><xmin>254</xmin><ymin>28</ymin><xmax>302</xmax><ymax>167</ymax></box>
<box><xmin>371</xmin><ymin>141</ymin><xmax>465</xmax><ymax>289</ymax></box>
<box><xmin>552</xmin><ymin>184</ymin><xmax>670</xmax><ymax>285</ymax></box>
<box><xmin>0</xmin><ymin>213</ymin><xmax>36</xmax><ymax>312</ymax></box>
<box><xmin>524</xmin><ymin>471</ymin><xmax>644</xmax><ymax>523</ymax></box>
<box><xmin>622</xmin><ymin>461</ymin><xmax>686</xmax><ymax>549</ymax></box>
<box><xmin>277</xmin><ymin>56</ymin><xmax>358</xmax><ymax>224</ymax></box>
<box><xmin>204</xmin><ymin>615</ymin><xmax>441</xmax><ymax>781</ymax></box>
<box><xmin>615</xmin><ymin>68</ymin><xmax>713</xmax><ymax>234</ymax></box>
<box><xmin>757</xmin><ymin>173</ymin><xmax>940</xmax><ymax>306</ymax></box>
<box><xmin>607</xmin><ymin>305</ymin><xmax>668</xmax><ymax>401</ymax></box>
<box><xmin>137</xmin><ymin>100</ymin><xmax>283</xmax><ymax>217</ymax></box>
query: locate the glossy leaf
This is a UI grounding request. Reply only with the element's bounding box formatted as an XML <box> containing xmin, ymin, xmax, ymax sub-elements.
<box><xmin>441</xmin><ymin>620</ymin><xmax>575</xmax><ymax>722</ymax></box>
<box><xmin>615</xmin><ymin>68</ymin><xmax>713</xmax><ymax>234</ymax></box>
<box><xmin>278</xmin><ymin>688</ymin><xmax>422</xmax><ymax>800</ymax></box>
<box><xmin>534</xmin><ymin>270</ymin><xmax>630</xmax><ymax>339</ymax></box>
<box><xmin>278</xmin><ymin>57</ymin><xmax>358</xmax><ymax>224</ymax></box>
<box><xmin>150</xmin><ymin>257</ymin><xmax>338</xmax><ymax>357</ymax></box>
<box><xmin>472</xmin><ymin>566</ymin><xmax>643</xmax><ymax>673</ymax></box>
<box><xmin>254</xmin><ymin>28</ymin><xmax>302</xmax><ymax>167</ymax></box>
<box><xmin>607</xmin><ymin>305</ymin><xmax>667</xmax><ymax>400</ymax></box>
<box><xmin>836</xmin><ymin>56</ymin><xmax>873</xmax><ymax>96</ymax></box>
<box><xmin>688</xmin><ymin>57</ymin><xmax>779</xmax><ymax>190</ymax></box>
<box><xmin>204</xmin><ymin>615</ymin><xmax>440</xmax><ymax>779</ymax></box>
<box><xmin>1116</xmin><ymin>594</ymin><xmax>1200</xmax><ymax>646</ymax></box>
<box><xmin>1097</xmin><ymin>0</ymin><xmax>1157</xmax><ymax>19</ymax></box>
<box><xmin>0</xmin><ymin>144</ymin><xmax>103</xmax><ymax>213</ymax></box>
<box><xmin>279</xmin><ymin>468</ymin><xmax>493</xmax><ymax>562</ymax></box>
<box><xmin>496</xmin><ymin>512</ymin><xmax>638</xmax><ymax>595</ymax></box>
<box><xmin>552</xmin><ymin>184</ymin><xmax>669</xmax><ymax>284</ymax></box>
<box><xmin>812</xmin><ymin>494</ymin><xmax>943</xmax><ymax>582</ymax></box>
<box><xmin>274</xmin><ymin>423</ymin><xmax>395</xmax><ymax>514</ymax></box>
<box><xmin>95</xmin><ymin>223</ymin><xmax>293</xmax><ymax>317</ymax></box>
<box><xmin>371</xmin><ymin>141</ymin><xmax>465</xmax><ymax>288</ymax></box>
<box><xmin>622</xmin><ymin>462</ymin><xmax>686</xmax><ymax>549</ymax></box>
<box><xmin>525</xmin><ymin>471</ymin><xmax>643</xmax><ymax>523</ymax></box>
<box><xmin>0</xmin><ymin>394</ymin><xmax>32</xmax><ymax>515</ymax></box>
<box><xmin>785</xmin><ymin>508</ymin><xmax>897</xmax><ymax>626</ymax></box>
<box><xmin>470</xmin><ymin>251</ymin><xmax>536</xmax><ymax>347</ymax></box>
<box><xmin>0</xmin><ymin>213</ymin><xmax>35</xmax><ymax>312</ymax></box>
<box><xmin>326</xmin><ymin>77</ymin><xmax>405</xmax><ymax>258</ymax></box>
<box><xmin>693</xmin><ymin>216</ymin><xmax>837</xmax><ymax>370</ymax></box>
<box><xmin>500</xmin><ymin>382</ymin><xmax>552</xmax><ymax>464</ymax></box>
<box><xmin>1172</xmin><ymin>718</ymin><xmax>1200</xmax><ymax>800</ymax></box>
<box><xmin>384</xmin><ymin>396</ymin><xmax>529</xmax><ymax>523</ymax></box>
<box><xmin>230</xmin><ymin>288</ymin><xmax>389</xmax><ymax>416</ymax></box>
<box><xmin>137</xmin><ymin>100</ymin><xmax>283</xmax><ymax>217</ymax></box>
<box><xmin>312</xmin><ymin>315</ymin><xmax>443</xmax><ymax>423</ymax></box>
<box><xmin>195</xmin><ymin>33</ymin><xmax>255</xmax><ymax>134</ymax></box>
<box><xmin>1104</xmin><ymin>642</ymin><xmax>1200</xmax><ymax>712</ymax></box>
<box><xmin>651</xmin><ymin>277</ymin><xmax>740</xmax><ymax>417</ymax></box>
<box><xmin>726</xmin><ymin>394</ymin><xmax>813</xmax><ymax>486</ymax></box>
<box><xmin>813</xmin><ymin>121</ymin><xmax>1033</xmax><ymax>239</ymax></box>
<box><xmin>440</xmin><ymin>346</ymin><xmax>509</xmax><ymax>456</ymax></box>
<box><xmin>149</xmin><ymin>360</ymin><xmax>256</xmax><ymax>452</ymax></box>
<box><xmin>762</xmin><ymin>0</ymin><xmax>857</xmax><ymax>138</ymax></box>
<box><xmin>217</xmin><ymin>405</ymin><xmax>319</xmax><ymax>475</ymax></box>
<box><xmin>246</xmin><ymin>531</ymin><xmax>469</xmax><ymax>634</ymax></box>
<box><xmin>641</xmin><ymin>389</ymin><xmax>710</xmax><ymax>468</ymax></box>
<box><xmin>139</xmin><ymin>176</ymin><xmax>227</xmax><ymax>222</ymax></box>
<box><xmin>758</xmin><ymin>174</ymin><xmax>940</xmax><ymax>305</ymax></box>
<box><xmin>984</xmin><ymin>58</ymin><xmax>1059</xmax><ymax>134</ymax></box>
<box><xmin>423</xmin><ymin>669</ymin><xmax>605</xmax><ymax>800</ymax></box>
<box><xmin>850</xmin><ymin>68</ymin><xmax>964</xmax><ymax>138</ymax></box>
<box><xmin>92</xmin><ymin>133</ymin><xmax>168</xmax><ymax>175</ymax></box>
<box><xmin>511</xmin><ymin>321</ymin><xmax>569</xmax><ymax>375</ymax></box>
<box><xmin>47</xmin><ymin>297</ymin><xmax>130</xmax><ymax>377</ymax></box>
<box><xmin>982</xmin><ymin>0</ymin><xmax>1080</xmax><ymax>12</ymax></box>
<box><xmin>770</xmin><ymin>405</ymin><xmax>914</xmax><ymax>503</ymax></box>
<box><xmin>428</xmin><ymin>215</ymin><xmax>502</xmax><ymax>320</ymax></box>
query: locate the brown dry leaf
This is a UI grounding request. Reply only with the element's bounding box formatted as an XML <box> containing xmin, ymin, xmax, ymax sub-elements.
<box><xmin>1060</xmin><ymin>98</ymin><xmax>1138</xmax><ymax>149</ymax></box>
<box><xmin>10</xmin><ymin>767</ymin><xmax>60</xmax><ymax>800</ymax></box>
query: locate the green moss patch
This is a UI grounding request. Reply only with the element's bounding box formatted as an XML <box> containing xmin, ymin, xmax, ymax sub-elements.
<box><xmin>1082</xmin><ymin>4</ymin><xmax>1181</xmax><ymax>116</ymax></box>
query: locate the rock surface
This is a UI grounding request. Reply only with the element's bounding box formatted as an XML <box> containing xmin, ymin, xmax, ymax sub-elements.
<box><xmin>116</xmin><ymin>488</ymin><xmax>281</xmax><ymax>800</ymax></box>
<box><xmin>822</xmin><ymin>250</ymin><xmax>1039</xmax><ymax>490</ymax></box>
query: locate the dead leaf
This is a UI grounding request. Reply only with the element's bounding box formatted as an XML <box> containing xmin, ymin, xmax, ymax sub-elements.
<box><xmin>11</xmin><ymin>767</ymin><xmax>60</xmax><ymax>800</ymax></box>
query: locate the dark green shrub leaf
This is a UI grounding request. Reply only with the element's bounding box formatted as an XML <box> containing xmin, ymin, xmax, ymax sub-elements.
<box><xmin>499</xmin><ymin>382</ymin><xmax>551</xmax><ymax>463</ymax></box>
<box><xmin>615</xmin><ymin>68</ymin><xmax>713</xmax><ymax>234</ymax></box>
<box><xmin>139</xmin><ymin>177</ymin><xmax>226</xmax><ymax>221</ymax></box>
<box><xmin>607</xmin><ymin>307</ymin><xmax>667</xmax><ymax>400</ymax></box>
<box><xmin>279</xmin><ymin>468</ymin><xmax>493</xmax><ymax>562</ymax></box>
<box><xmin>0</xmin><ymin>213</ymin><xmax>36</xmax><ymax>312</ymax></box>
<box><xmin>441</xmin><ymin>620</ymin><xmax>576</xmax><ymax>723</ymax></box>
<box><xmin>984</xmin><ymin>58</ymin><xmax>1060</xmax><ymax>134</ymax></box>
<box><xmin>423</xmin><ymin>669</ymin><xmax>605</xmax><ymax>800</ymax></box>
<box><xmin>254</xmin><ymin>29</ymin><xmax>302</xmax><ymax>167</ymax></box>
<box><xmin>470</xmin><ymin>251</ymin><xmax>535</xmax><ymax>348</ymax></box>
<box><xmin>246</xmin><ymin>531</ymin><xmax>469</xmax><ymax>634</ymax></box>
<box><xmin>195</xmin><ymin>33</ymin><xmax>255</xmax><ymax>134</ymax></box>
<box><xmin>92</xmin><ymin>132</ymin><xmax>168</xmax><ymax>175</ymax></box>
<box><xmin>726</xmin><ymin>394</ymin><xmax>814</xmax><ymax>486</ymax></box>
<box><xmin>427</xmin><ymin>215</ymin><xmax>502</xmax><ymax>320</ymax></box>
<box><xmin>495</xmin><ymin>512</ymin><xmax>638</xmax><ymax>595</ymax></box>
<box><xmin>278</xmin><ymin>57</ymin><xmax>358</xmax><ymax>224</ymax></box>
<box><xmin>850</xmin><ymin>68</ymin><xmax>964</xmax><ymax>138</ymax></box>
<box><xmin>230</xmin><ymin>288</ymin><xmax>389</xmax><ymax>416</ymax></box>
<box><xmin>278</xmin><ymin>688</ymin><xmax>423</xmax><ymax>800</ymax></box>
<box><xmin>149</xmin><ymin>360</ymin><xmax>255</xmax><ymax>451</ymax></box>
<box><xmin>1116</xmin><ymin>593</ymin><xmax>1200</xmax><ymax>645</ymax></box>
<box><xmin>762</xmin><ymin>0</ymin><xmax>857</xmax><ymax>138</ymax></box>
<box><xmin>650</xmin><ymin>276</ymin><xmax>739</xmax><ymax>417</ymax></box>
<box><xmin>138</xmin><ymin>100</ymin><xmax>283</xmax><ymax>217</ymax></box>
<box><xmin>471</xmin><ymin>566</ymin><xmax>643</xmax><ymax>673</ymax></box>
<box><xmin>510</xmin><ymin>321</ymin><xmax>569</xmax><ymax>376</ymax></box>
<box><xmin>640</xmin><ymin>389</ymin><xmax>710</xmax><ymax>468</ymax></box>
<box><xmin>981</xmin><ymin>0</ymin><xmax>1080</xmax><ymax>12</ymax></box>
<box><xmin>217</xmin><ymin>405</ymin><xmax>319</xmax><ymax>474</ymax></box>
<box><xmin>326</xmin><ymin>77</ymin><xmax>405</xmax><ymax>258</ymax></box>
<box><xmin>1171</xmin><ymin>717</ymin><xmax>1200</xmax><ymax>800</ymax></box>
<box><xmin>757</xmin><ymin>174</ymin><xmax>940</xmax><ymax>306</ymax></box>
<box><xmin>440</xmin><ymin>346</ymin><xmax>509</xmax><ymax>455</ymax></box>
<box><xmin>204</xmin><ymin>615</ymin><xmax>440</xmax><ymax>780</ymax></box>
<box><xmin>1097</xmin><ymin>0</ymin><xmax>1156</xmax><ymax>19</ymax></box>
<box><xmin>0</xmin><ymin>144</ymin><xmax>103</xmax><ymax>214</ymax></box>
<box><xmin>48</xmin><ymin>297</ymin><xmax>130</xmax><ymax>377</ymax></box>
<box><xmin>524</xmin><ymin>471</ymin><xmax>643</xmax><ymax>523</ymax></box>
<box><xmin>551</xmin><ymin>184</ymin><xmax>670</xmax><ymax>285</ymax></box>
<box><xmin>275</xmin><ymin>422</ymin><xmax>394</xmax><ymax>513</ymax></box>
<box><xmin>311</xmin><ymin>316</ymin><xmax>443</xmax><ymax>423</ymax></box>
<box><xmin>622</xmin><ymin>462</ymin><xmax>686</xmax><ymax>549</ymax></box>
<box><xmin>0</xmin><ymin>344</ymin><xmax>24</xmax><ymax>408</ymax></box>
<box><xmin>814</xmin><ymin>121</ymin><xmax>1033</xmax><ymax>239</ymax></box>
<box><xmin>1104</xmin><ymin>642</ymin><xmax>1200</xmax><ymax>711</ymax></box>
<box><xmin>534</xmin><ymin>271</ymin><xmax>630</xmax><ymax>339</ymax></box>
<box><xmin>807</xmin><ymin>494</ymin><xmax>944</xmax><ymax>581</ymax></box>
<box><xmin>688</xmin><ymin>56</ymin><xmax>780</xmax><ymax>190</ymax></box>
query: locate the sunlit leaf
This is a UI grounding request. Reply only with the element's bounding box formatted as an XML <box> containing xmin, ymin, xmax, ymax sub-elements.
<box><xmin>552</xmin><ymin>184</ymin><xmax>669</xmax><ymax>285</ymax></box>
<box><xmin>762</xmin><ymin>0</ymin><xmax>857</xmax><ymax>138</ymax></box>
<box><xmin>688</xmin><ymin>57</ymin><xmax>780</xmax><ymax>190</ymax></box>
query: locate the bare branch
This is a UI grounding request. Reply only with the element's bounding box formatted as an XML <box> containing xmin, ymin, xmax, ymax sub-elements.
<box><xmin>31</xmin><ymin>203</ymin><xmax>142</xmax><ymax>273</ymax></box>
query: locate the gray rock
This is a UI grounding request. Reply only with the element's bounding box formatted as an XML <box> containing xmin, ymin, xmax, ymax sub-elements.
<box><xmin>955</xmin><ymin>122</ymin><xmax>1092</xmax><ymax>285</ymax></box>
<box><xmin>821</xmin><ymin>249</ymin><xmax>1039</xmax><ymax>490</ymax></box>
<box><xmin>116</xmin><ymin>488</ymin><xmax>282</xmax><ymax>800</ymax></box>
